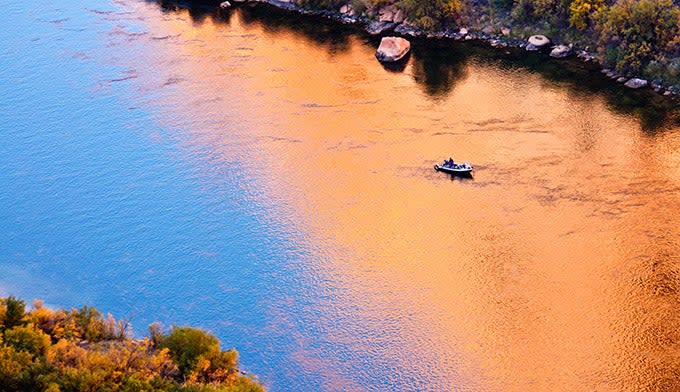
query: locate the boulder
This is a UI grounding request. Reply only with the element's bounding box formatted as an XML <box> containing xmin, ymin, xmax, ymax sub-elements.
<box><xmin>378</xmin><ymin>8</ymin><xmax>392</xmax><ymax>22</ymax></box>
<box><xmin>624</xmin><ymin>78</ymin><xmax>648</xmax><ymax>89</ymax></box>
<box><xmin>219</xmin><ymin>0</ymin><xmax>231</xmax><ymax>8</ymax></box>
<box><xmin>376</xmin><ymin>5</ymin><xmax>405</xmax><ymax>23</ymax></box>
<box><xmin>577</xmin><ymin>50</ymin><xmax>593</xmax><ymax>61</ymax></box>
<box><xmin>459</xmin><ymin>27</ymin><xmax>468</xmax><ymax>36</ymax></box>
<box><xmin>378</xmin><ymin>6</ymin><xmax>395</xmax><ymax>22</ymax></box>
<box><xmin>339</xmin><ymin>4</ymin><xmax>354</xmax><ymax>15</ymax></box>
<box><xmin>393</xmin><ymin>8</ymin><xmax>405</xmax><ymax>23</ymax></box>
<box><xmin>375</xmin><ymin>36</ymin><xmax>410</xmax><ymax>62</ymax></box>
<box><xmin>501</xmin><ymin>27</ymin><xmax>510</xmax><ymax>36</ymax></box>
<box><xmin>549</xmin><ymin>44</ymin><xmax>571</xmax><ymax>58</ymax></box>
<box><xmin>616</xmin><ymin>76</ymin><xmax>627</xmax><ymax>83</ymax></box>
<box><xmin>528</xmin><ymin>35</ymin><xmax>551</xmax><ymax>48</ymax></box>
<box><xmin>489</xmin><ymin>39</ymin><xmax>505</xmax><ymax>48</ymax></box>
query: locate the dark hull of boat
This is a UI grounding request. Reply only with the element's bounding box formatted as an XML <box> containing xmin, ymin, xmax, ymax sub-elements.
<box><xmin>434</xmin><ymin>164</ymin><xmax>473</xmax><ymax>177</ymax></box>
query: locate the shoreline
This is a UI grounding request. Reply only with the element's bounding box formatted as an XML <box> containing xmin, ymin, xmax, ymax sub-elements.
<box><xmin>224</xmin><ymin>0</ymin><xmax>679</xmax><ymax>102</ymax></box>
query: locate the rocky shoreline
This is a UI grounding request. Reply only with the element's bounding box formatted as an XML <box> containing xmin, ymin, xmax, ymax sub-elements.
<box><xmin>219</xmin><ymin>0</ymin><xmax>679</xmax><ymax>101</ymax></box>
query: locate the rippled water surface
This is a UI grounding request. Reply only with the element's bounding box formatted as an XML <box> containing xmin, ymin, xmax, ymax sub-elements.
<box><xmin>2</xmin><ymin>0</ymin><xmax>680</xmax><ymax>390</ymax></box>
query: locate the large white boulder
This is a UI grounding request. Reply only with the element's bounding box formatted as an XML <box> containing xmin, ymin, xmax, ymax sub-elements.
<box><xmin>375</xmin><ymin>36</ymin><xmax>411</xmax><ymax>62</ymax></box>
<box><xmin>528</xmin><ymin>35</ymin><xmax>551</xmax><ymax>48</ymax></box>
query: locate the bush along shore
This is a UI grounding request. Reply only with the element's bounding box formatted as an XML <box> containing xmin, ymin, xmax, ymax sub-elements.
<box><xmin>0</xmin><ymin>296</ymin><xmax>264</xmax><ymax>392</ymax></box>
<box><xmin>218</xmin><ymin>0</ymin><xmax>680</xmax><ymax>100</ymax></box>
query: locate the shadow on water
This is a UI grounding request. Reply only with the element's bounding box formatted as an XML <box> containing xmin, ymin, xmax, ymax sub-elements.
<box><xmin>378</xmin><ymin>51</ymin><xmax>411</xmax><ymax>73</ymax></box>
<box><xmin>422</xmin><ymin>39</ymin><xmax>674</xmax><ymax>133</ymax></box>
<box><xmin>433</xmin><ymin>39</ymin><xmax>680</xmax><ymax>132</ymax></box>
<box><xmin>152</xmin><ymin>0</ymin><xmax>356</xmax><ymax>54</ymax></box>
<box><xmin>150</xmin><ymin>0</ymin><xmax>678</xmax><ymax>131</ymax></box>
<box><xmin>155</xmin><ymin>0</ymin><xmax>217</xmax><ymax>23</ymax></box>
<box><xmin>409</xmin><ymin>41</ymin><xmax>470</xmax><ymax>98</ymax></box>
<box><xmin>237</xmin><ymin>5</ymin><xmax>355</xmax><ymax>54</ymax></box>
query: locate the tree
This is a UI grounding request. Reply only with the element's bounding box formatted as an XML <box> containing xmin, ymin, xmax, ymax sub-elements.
<box><xmin>0</xmin><ymin>346</ymin><xmax>34</xmax><ymax>390</ymax></box>
<box><xmin>398</xmin><ymin>0</ymin><xmax>461</xmax><ymax>29</ymax></box>
<box><xmin>4</xmin><ymin>325</ymin><xmax>51</xmax><ymax>358</ymax></box>
<box><xmin>3</xmin><ymin>295</ymin><xmax>26</xmax><ymax>329</ymax></box>
<box><xmin>511</xmin><ymin>0</ymin><xmax>571</xmax><ymax>24</ymax></box>
<box><xmin>2</xmin><ymin>297</ymin><xmax>26</xmax><ymax>331</ymax></box>
<box><xmin>160</xmin><ymin>327</ymin><xmax>220</xmax><ymax>378</ymax></box>
<box><xmin>597</xmin><ymin>0</ymin><xmax>680</xmax><ymax>74</ymax></box>
<box><xmin>569</xmin><ymin>0</ymin><xmax>606</xmax><ymax>30</ymax></box>
<box><xmin>148</xmin><ymin>323</ymin><xmax>165</xmax><ymax>349</ymax></box>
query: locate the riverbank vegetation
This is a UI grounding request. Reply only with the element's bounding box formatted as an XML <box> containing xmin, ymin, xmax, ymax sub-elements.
<box><xmin>295</xmin><ymin>0</ymin><xmax>680</xmax><ymax>85</ymax></box>
<box><xmin>0</xmin><ymin>296</ymin><xmax>263</xmax><ymax>392</ymax></box>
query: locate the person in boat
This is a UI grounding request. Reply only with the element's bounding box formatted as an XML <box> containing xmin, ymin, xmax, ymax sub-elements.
<box><xmin>449</xmin><ymin>157</ymin><xmax>454</xmax><ymax>168</ymax></box>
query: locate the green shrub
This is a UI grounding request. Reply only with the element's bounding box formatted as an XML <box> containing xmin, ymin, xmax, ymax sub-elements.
<box><xmin>0</xmin><ymin>346</ymin><xmax>34</xmax><ymax>390</ymax></box>
<box><xmin>2</xmin><ymin>297</ymin><xmax>26</xmax><ymax>331</ymax></box>
<box><xmin>398</xmin><ymin>0</ymin><xmax>461</xmax><ymax>29</ymax></box>
<box><xmin>597</xmin><ymin>0</ymin><xmax>680</xmax><ymax>74</ymax></box>
<box><xmin>568</xmin><ymin>0</ymin><xmax>606</xmax><ymax>30</ymax></box>
<box><xmin>4</xmin><ymin>325</ymin><xmax>51</xmax><ymax>358</ymax></box>
<box><xmin>160</xmin><ymin>327</ymin><xmax>220</xmax><ymax>378</ymax></box>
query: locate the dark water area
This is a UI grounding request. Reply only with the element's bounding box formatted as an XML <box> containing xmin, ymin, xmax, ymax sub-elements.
<box><xmin>1</xmin><ymin>0</ymin><xmax>680</xmax><ymax>390</ymax></box>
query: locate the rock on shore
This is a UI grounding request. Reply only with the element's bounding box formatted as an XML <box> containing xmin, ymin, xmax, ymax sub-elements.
<box><xmin>375</xmin><ymin>36</ymin><xmax>410</xmax><ymax>62</ymax></box>
<box><xmin>550</xmin><ymin>44</ymin><xmax>571</xmax><ymax>58</ymax></box>
<box><xmin>378</xmin><ymin>5</ymin><xmax>405</xmax><ymax>23</ymax></box>
<box><xmin>624</xmin><ymin>78</ymin><xmax>648</xmax><ymax>89</ymax></box>
<box><xmin>526</xmin><ymin>34</ymin><xmax>551</xmax><ymax>51</ymax></box>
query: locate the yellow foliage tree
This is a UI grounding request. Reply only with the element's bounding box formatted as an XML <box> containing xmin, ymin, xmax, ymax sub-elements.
<box><xmin>569</xmin><ymin>0</ymin><xmax>606</xmax><ymax>30</ymax></box>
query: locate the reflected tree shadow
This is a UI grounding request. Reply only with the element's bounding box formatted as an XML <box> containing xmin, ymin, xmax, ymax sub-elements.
<box><xmin>149</xmin><ymin>0</ymin><xmax>356</xmax><ymax>55</ymax></box>
<box><xmin>153</xmin><ymin>0</ymin><xmax>219</xmax><ymax>24</ymax></box>
<box><xmin>238</xmin><ymin>5</ymin><xmax>354</xmax><ymax>54</ymax></box>
<box><xmin>409</xmin><ymin>40</ymin><xmax>470</xmax><ymax>98</ymax></box>
<box><xmin>464</xmin><ymin>43</ymin><xmax>680</xmax><ymax>132</ymax></box>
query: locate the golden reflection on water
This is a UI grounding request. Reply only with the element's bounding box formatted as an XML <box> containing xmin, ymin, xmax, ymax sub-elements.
<box><xmin>111</xmin><ymin>2</ymin><xmax>680</xmax><ymax>390</ymax></box>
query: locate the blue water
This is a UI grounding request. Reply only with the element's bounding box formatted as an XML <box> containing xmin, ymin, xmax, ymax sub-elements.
<box><xmin>0</xmin><ymin>0</ymin><xmax>325</xmax><ymax>388</ymax></box>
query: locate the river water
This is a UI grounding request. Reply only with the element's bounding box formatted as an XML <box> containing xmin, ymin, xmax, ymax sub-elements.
<box><xmin>1</xmin><ymin>0</ymin><xmax>680</xmax><ymax>390</ymax></box>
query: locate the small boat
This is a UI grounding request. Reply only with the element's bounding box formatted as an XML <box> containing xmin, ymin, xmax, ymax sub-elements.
<box><xmin>434</xmin><ymin>162</ymin><xmax>473</xmax><ymax>176</ymax></box>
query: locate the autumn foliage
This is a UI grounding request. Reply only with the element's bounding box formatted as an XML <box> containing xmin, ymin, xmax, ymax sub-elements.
<box><xmin>0</xmin><ymin>296</ymin><xmax>263</xmax><ymax>392</ymax></box>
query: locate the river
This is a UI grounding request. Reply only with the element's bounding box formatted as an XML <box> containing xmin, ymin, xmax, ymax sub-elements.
<box><xmin>1</xmin><ymin>0</ymin><xmax>680</xmax><ymax>390</ymax></box>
